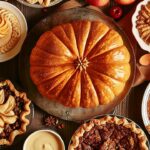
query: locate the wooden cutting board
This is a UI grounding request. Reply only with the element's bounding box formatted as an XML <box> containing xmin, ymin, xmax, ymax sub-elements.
<box><xmin>58</xmin><ymin>0</ymin><xmax>150</xmax><ymax>87</ymax></box>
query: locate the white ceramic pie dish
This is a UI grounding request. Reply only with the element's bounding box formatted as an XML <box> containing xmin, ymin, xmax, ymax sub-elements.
<box><xmin>17</xmin><ymin>0</ymin><xmax>62</xmax><ymax>8</ymax></box>
<box><xmin>142</xmin><ymin>82</ymin><xmax>150</xmax><ymax>133</ymax></box>
<box><xmin>0</xmin><ymin>1</ymin><xmax>27</xmax><ymax>62</ymax></box>
<box><xmin>23</xmin><ymin>129</ymin><xmax>65</xmax><ymax>150</ymax></box>
<box><xmin>132</xmin><ymin>0</ymin><xmax>150</xmax><ymax>52</ymax></box>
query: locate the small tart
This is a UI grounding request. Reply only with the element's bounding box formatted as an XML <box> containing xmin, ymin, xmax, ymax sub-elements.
<box><xmin>69</xmin><ymin>116</ymin><xmax>148</xmax><ymax>150</ymax></box>
<box><xmin>0</xmin><ymin>80</ymin><xmax>31</xmax><ymax>145</ymax></box>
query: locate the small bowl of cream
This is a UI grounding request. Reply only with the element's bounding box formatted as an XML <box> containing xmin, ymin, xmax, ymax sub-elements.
<box><xmin>23</xmin><ymin>129</ymin><xmax>65</xmax><ymax>150</ymax></box>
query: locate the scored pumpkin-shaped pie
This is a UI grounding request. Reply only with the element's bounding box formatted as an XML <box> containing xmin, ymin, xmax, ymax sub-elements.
<box><xmin>30</xmin><ymin>20</ymin><xmax>131</xmax><ymax>108</ymax></box>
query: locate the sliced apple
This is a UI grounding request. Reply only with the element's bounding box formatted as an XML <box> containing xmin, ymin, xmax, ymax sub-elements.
<box><xmin>0</xmin><ymin>89</ymin><xmax>4</xmax><ymax>104</ymax></box>
<box><xmin>0</xmin><ymin>117</ymin><xmax>4</xmax><ymax>127</ymax></box>
<box><xmin>0</xmin><ymin>95</ymin><xmax>16</xmax><ymax>114</ymax></box>
<box><xmin>0</xmin><ymin>115</ymin><xmax>18</xmax><ymax>124</ymax></box>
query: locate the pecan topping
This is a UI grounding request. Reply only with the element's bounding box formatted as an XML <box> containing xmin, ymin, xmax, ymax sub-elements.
<box><xmin>75</xmin><ymin>123</ymin><xmax>141</xmax><ymax>150</ymax></box>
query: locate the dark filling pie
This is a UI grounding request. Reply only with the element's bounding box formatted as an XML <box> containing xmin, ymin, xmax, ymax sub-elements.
<box><xmin>75</xmin><ymin>123</ymin><xmax>140</xmax><ymax>150</ymax></box>
<box><xmin>0</xmin><ymin>84</ymin><xmax>25</xmax><ymax>140</ymax></box>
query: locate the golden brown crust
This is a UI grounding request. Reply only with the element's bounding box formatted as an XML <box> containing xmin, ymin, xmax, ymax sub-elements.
<box><xmin>30</xmin><ymin>20</ymin><xmax>131</xmax><ymax>108</ymax></box>
<box><xmin>0</xmin><ymin>80</ymin><xmax>31</xmax><ymax>145</ymax></box>
<box><xmin>68</xmin><ymin>116</ymin><xmax>148</xmax><ymax>150</ymax></box>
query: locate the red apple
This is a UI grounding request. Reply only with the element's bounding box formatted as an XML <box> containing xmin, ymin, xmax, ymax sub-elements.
<box><xmin>109</xmin><ymin>6</ymin><xmax>123</xmax><ymax>19</ymax></box>
<box><xmin>115</xmin><ymin>0</ymin><xmax>135</xmax><ymax>5</ymax></box>
<box><xmin>86</xmin><ymin>0</ymin><xmax>109</xmax><ymax>7</ymax></box>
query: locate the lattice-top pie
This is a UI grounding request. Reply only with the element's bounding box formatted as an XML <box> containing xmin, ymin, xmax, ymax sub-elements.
<box><xmin>0</xmin><ymin>80</ymin><xmax>31</xmax><ymax>145</ymax></box>
<box><xmin>69</xmin><ymin>116</ymin><xmax>148</xmax><ymax>150</ymax></box>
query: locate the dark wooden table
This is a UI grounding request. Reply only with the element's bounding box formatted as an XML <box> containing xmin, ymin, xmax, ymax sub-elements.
<box><xmin>0</xmin><ymin>0</ymin><xmax>149</xmax><ymax>149</ymax></box>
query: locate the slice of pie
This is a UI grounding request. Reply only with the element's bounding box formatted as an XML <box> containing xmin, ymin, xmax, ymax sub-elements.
<box><xmin>69</xmin><ymin>116</ymin><xmax>148</xmax><ymax>150</ymax></box>
<box><xmin>0</xmin><ymin>80</ymin><xmax>31</xmax><ymax>145</ymax></box>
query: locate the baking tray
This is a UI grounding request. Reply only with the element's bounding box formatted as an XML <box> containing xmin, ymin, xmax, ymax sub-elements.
<box><xmin>19</xmin><ymin>8</ymin><xmax>136</xmax><ymax>122</ymax></box>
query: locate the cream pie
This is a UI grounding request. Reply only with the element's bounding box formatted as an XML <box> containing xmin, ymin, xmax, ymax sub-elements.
<box><xmin>0</xmin><ymin>8</ymin><xmax>21</xmax><ymax>54</ymax></box>
<box><xmin>69</xmin><ymin>116</ymin><xmax>148</xmax><ymax>150</ymax></box>
<box><xmin>0</xmin><ymin>80</ymin><xmax>31</xmax><ymax>145</ymax></box>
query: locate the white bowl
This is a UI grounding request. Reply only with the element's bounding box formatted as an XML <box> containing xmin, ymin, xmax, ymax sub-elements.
<box><xmin>23</xmin><ymin>129</ymin><xmax>65</xmax><ymax>150</ymax></box>
<box><xmin>132</xmin><ymin>0</ymin><xmax>150</xmax><ymax>52</ymax></box>
<box><xmin>142</xmin><ymin>83</ymin><xmax>150</xmax><ymax>133</ymax></box>
<box><xmin>0</xmin><ymin>1</ymin><xmax>27</xmax><ymax>62</ymax></box>
<box><xmin>17</xmin><ymin>0</ymin><xmax>62</xmax><ymax>8</ymax></box>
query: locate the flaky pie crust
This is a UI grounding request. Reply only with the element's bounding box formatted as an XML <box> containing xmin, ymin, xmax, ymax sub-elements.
<box><xmin>68</xmin><ymin>116</ymin><xmax>148</xmax><ymax>150</ymax></box>
<box><xmin>0</xmin><ymin>80</ymin><xmax>31</xmax><ymax>145</ymax></box>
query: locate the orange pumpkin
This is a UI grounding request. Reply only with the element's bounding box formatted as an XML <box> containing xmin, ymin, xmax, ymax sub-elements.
<box><xmin>30</xmin><ymin>20</ymin><xmax>131</xmax><ymax>108</ymax></box>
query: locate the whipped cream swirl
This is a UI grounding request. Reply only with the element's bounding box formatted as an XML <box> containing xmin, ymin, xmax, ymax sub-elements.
<box><xmin>0</xmin><ymin>9</ymin><xmax>21</xmax><ymax>54</ymax></box>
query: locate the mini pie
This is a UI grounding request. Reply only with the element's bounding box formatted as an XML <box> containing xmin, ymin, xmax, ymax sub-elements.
<box><xmin>0</xmin><ymin>8</ymin><xmax>21</xmax><ymax>54</ymax></box>
<box><xmin>30</xmin><ymin>20</ymin><xmax>131</xmax><ymax>108</ymax></box>
<box><xmin>69</xmin><ymin>116</ymin><xmax>148</xmax><ymax>150</ymax></box>
<box><xmin>0</xmin><ymin>80</ymin><xmax>31</xmax><ymax>145</ymax></box>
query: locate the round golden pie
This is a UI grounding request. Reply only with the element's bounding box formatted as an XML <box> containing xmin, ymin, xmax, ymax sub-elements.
<box><xmin>30</xmin><ymin>20</ymin><xmax>131</xmax><ymax>108</ymax></box>
<box><xmin>68</xmin><ymin>116</ymin><xmax>148</xmax><ymax>150</ymax></box>
<box><xmin>0</xmin><ymin>80</ymin><xmax>31</xmax><ymax>145</ymax></box>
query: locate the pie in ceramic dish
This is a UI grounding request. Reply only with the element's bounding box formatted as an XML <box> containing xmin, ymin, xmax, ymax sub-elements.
<box><xmin>30</xmin><ymin>20</ymin><xmax>131</xmax><ymax>108</ymax></box>
<box><xmin>0</xmin><ymin>80</ymin><xmax>31</xmax><ymax>145</ymax></box>
<box><xmin>0</xmin><ymin>8</ymin><xmax>21</xmax><ymax>54</ymax></box>
<box><xmin>68</xmin><ymin>116</ymin><xmax>148</xmax><ymax>150</ymax></box>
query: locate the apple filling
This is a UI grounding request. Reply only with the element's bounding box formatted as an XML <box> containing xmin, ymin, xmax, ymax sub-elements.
<box><xmin>0</xmin><ymin>83</ymin><xmax>25</xmax><ymax>140</ymax></box>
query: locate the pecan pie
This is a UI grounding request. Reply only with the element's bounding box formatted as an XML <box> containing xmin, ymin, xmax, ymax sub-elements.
<box><xmin>0</xmin><ymin>80</ymin><xmax>31</xmax><ymax>145</ymax></box>
<box><xmin>136</xmin><ymin>1</ymin><xmax>150</xmax><ymax>45</ymax></box>
<box><xmin>69</xmin><ymin>116</ymin><xmax>148</xmax><ymax>150</ymax></box>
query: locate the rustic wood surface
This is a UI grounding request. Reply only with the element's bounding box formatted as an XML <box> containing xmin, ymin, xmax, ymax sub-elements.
<box><xmin>0</xmin><ymin>0</ymin><xmax>149</xmax><ymax>149</ymax></box>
